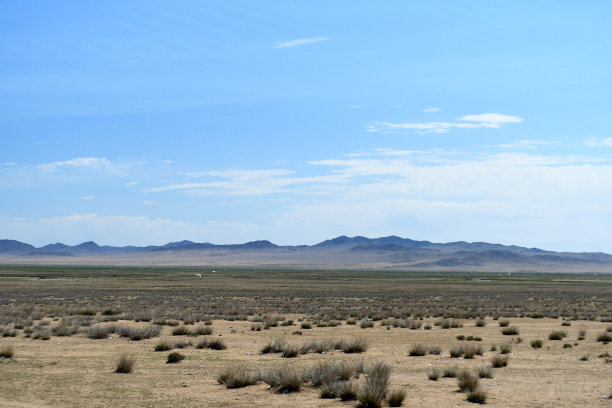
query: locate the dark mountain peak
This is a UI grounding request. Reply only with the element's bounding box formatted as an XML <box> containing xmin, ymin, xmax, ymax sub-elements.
<box><xmin>0</xmin><ymin>239</ymin><xmax>35</xmax><ymax>254</ymax></box>
<box><xmin>314</xmin><ymin>235</ymin><xmax>371</xmax><ymax>247</ymax></box>
<box><xmin>162</xmin><ymin>240</ymin><xmax>195</xmax><ymax>248</ymax></box>
<box><xmin>75</xmin><ymin>241</ymin><xmax>99</xmax><ymax>249</ymax></box>
<box><xmin>241</xmin><ymin>240</ymin><xmax>278</xmax><ymax>249</ymax></box>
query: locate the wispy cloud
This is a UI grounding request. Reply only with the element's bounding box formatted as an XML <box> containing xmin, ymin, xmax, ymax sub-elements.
<box><xmin>367</xmin><ymin>112</ymin><xmax>523</xmax><ymax>134</ymax></box>
<box><xmin>37</xmin><ymin>157</ymin><xmax>111</xmax><ymax>172</ymax></box>
<box><xmin>145</xmin><ymin>168</ymin><xmax>348</xmax><ymax>195</ymax></box>
<box><xmin>497</xmin><ymin>139</ymin><xmax>555</xmax><ymax>149</ymax></box>
<box><xmin>2</xmin><ymin>162</ymin><xmax>16</xmax><ymax>166</ymax></box>
<box><xmin>585</xmin><ymin>137</ymin><xmax>612</xmax><ymax>147</ymax></box>
<box><xmin>273</xmin><ymin>37</ymin><xmax>328</xmax><ymax>49</ymax></box>
<box><xmin>424</xmin><ymin>107</ymin><xmax>441</xmax><ymax>113</ymax></box>
<box><xmin>81</xmin><ymin>195</ymin><xmax>95</xmax><ymax>200</ymax></box>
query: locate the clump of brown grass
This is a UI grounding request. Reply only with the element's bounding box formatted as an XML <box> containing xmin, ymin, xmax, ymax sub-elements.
<box><xmin>166</xmin><ymin>351</ymin><xmax>185</xmax><ymax>364</ymax></box>
<box><xmin>387</xmin><ymin>388</ymin><xmax>406</xmax><ymax>407</ymax></box>
<box><xmin>466</xmin><ymin>387</ymin><xmax>488</xmax><ymax>404</ymax></box>
<box><xmin>217</xmin><ymin>365</ymin><xmax>257</xmax><ymax>388</ymax></box>
<box><xmin>114</xmin><ymin>354</ymin><xmax>135</xmax><ymax>373</ymax></box>
<box><xmin>491</xmin><ymin>354</ymin><xmax>509</xmax><ymax>368</ymax></box>
<box><xmin>548</xmin><ymin>330</ymin><xmax>567</xmax><ymax>340</ymax></box>
<box><xmin>0</xmin><ymin>345</ymin><xmax>14</xmax><ymax>358</ymax></box>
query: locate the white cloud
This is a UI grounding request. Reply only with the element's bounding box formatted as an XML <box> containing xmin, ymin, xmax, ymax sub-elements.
<box><xmin>497</xmin><ymin>139</ymin><xmax>554</xmax><ymax>149</ymax></box>
<box><xmin>273</xmin><ymin>37</ymin><xmax>328</xmax><ymax>48</ymax></box>
<box><xmin>81</xmin><ymin>196</ymin><xmax>95</xmax><ymax>200</ymax></box>
<box><xmin>2</xmin><ymin>162</ymin><xmax>16</xmax><ymax>166</ymax></box>
<box><xmin>424</xmin><ymin>107</ymin><xmax>441</xmax><ymax>113</ymax></box>
<box><xmin>585</xmin><ymin>137</ymin><xmax>612</xmax><ymax>147</ymax></box>
<box><xmin>459</xmin><ymin>113</ymin><xmax>523</xmax><ymax>124</ymax></box>
<box><xmin>125</xmin><ymin>181</ymin><xmax>139</xmax><ymax>186</ymax></box>
<box><xmin>347</xmin><ymin>105</ymin><xmax>364</xmax><ymax>109</ymax></box>
<box><xmin>146</xmin><ymin>168</ymin><xmax>349</xmax><ymax>195</ymax></box>
<box><xmin>368</xmin><ymin>112</ymin><xmax>523</xmax><ymax>134</ymax></box>
<box><xmin>37</xmin><ymin>157</ymin><xmax>111</xmax><ymax>172</ymax></box>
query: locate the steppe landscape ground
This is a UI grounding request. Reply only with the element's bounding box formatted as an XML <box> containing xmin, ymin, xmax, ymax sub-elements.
<box><xmin>0</xmin><ymin>266</ymin><xmax>611</xmax><ymax>407</ymax></box>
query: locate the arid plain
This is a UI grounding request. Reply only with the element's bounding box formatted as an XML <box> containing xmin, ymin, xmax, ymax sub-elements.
<box><xmin>1</xmin><ymin>266</ymin><xmax>611</xmax><ymax>407</ymax></box>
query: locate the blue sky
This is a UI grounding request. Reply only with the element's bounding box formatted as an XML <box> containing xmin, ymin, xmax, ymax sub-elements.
<box><xmin>2</xmin><ymin>1</ymin><xmax>612</xmax><ymax>251</ymax></box>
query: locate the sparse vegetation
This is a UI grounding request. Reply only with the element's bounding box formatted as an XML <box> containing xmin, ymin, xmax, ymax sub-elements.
<box><xmin>0</xmin><ymin>345</ymin><xmax>14</xmax><ymax>358</ymax></box>
<box><xmin>491</xmin><ymin>354</ymin><xmax>509</xmax><ymax>368</ymax></box>
<box><xmin>114</xmin><ymin>354</ymin><xmax>135</xmax><ymax>373</ymax></box>
<box><xmin>217</xmin><ymin>365</ymin><xmax>257</xmax><ymax>388</ymax></box>
<box><xmin>166</xmin><ymin>351</ymin><xmax>185</xmax><ymax>364</ymax></box>
<box><xmin>531</xmin><ymin>339</ymin><xmax>543</xmax><ymax>348</ymax></box>
<box><xmin>548</xmin><ymin>330</ymin><xmax>567</xmax><ymax>340</ymax></box>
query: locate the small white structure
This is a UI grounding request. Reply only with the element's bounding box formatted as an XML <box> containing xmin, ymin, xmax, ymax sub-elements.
<box><xmin>195</xmin><ymin>273</ymin><xmax>202</xmax><ymax>278</ymax></box>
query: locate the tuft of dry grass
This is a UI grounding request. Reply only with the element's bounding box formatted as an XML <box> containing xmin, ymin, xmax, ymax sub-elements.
<box><xmin>114</xmin><ymin>354</ymin><xmax>135</xmax><ymax>373</ymax></box>
<box><xmin>466</xmin><ymin>387</ymin><xmax>488</xmax><ymax>404</ymax></box>
<box><xmin>548</xmin><ymin>330</ymin><xmax>567</xmax><ymax>340</ymax></box>
<box><xmin>166</xmin><ymin>351</ymin><xmax>185</xmax><ymax>364</ymax></box>
<box><xmin>217</xmin><ymin>365</ymin><xmax>257</xmax><ymax>388</ymax></box>
<box><xmin>0</xmin><ymin>345</ymin><xmax>15</xmax><ymax>358</ymax></box>
<box><xmin>457</xmin><ymin>369</ymin><xmax>479</xmax><ymax>392</ymax></box>
<box><xmin>491</xmin><ymin>354</ymin><xmax>509</xmax><ymax>368</ymax></box>
<box><xmin>387</xmin><ymin>388</ymin><xmax>406</xmax><ymax>407</ymax></box>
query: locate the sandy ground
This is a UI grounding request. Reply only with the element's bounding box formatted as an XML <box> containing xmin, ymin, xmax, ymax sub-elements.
<box><xmin>1</xmin><ymin>317</ymin><xmax>611</xmax><ymax>407</ymax></box>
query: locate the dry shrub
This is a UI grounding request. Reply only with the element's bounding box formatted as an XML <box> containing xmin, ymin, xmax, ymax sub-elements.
<box><xmin>466</xmin><ymin>387</ymin><xmax>488</xmax><ymax>404</ymax></box>
<box><xmin>548</xmin><ymin>330</ymin><xmax>567</xmax><ymax>340</ymax></box>
<box><xmin>166</xmin><ymin>351</ymin><xmax>185</xmax><ymax>364</ymax></box>
<box><xmin>343</xmin><ymin>338</ymin><xmax>368</xmax><ymax>353</ymax></box>
<box><xmin>115</xmin><ymin>354</ymin><xmax>135</xmax><ymax>373</ymax></box>
<box><xmin>501</xmin><ymin>326</ymin><xmax>519</xmax><ymax>335</ymax></box>
<box><xmin>427</xmin><ymin>368</ymin><xmax>440</xmax><ymax>381</ymax></box>
<box><xmin>387</xmin><ymin>388</ymin><xmax>406</xmax><ymax>407</ymax></box>
<box><xmin>0</xmin><ymin>345</ymin><xmax>14</xmax><ymax>358</ymax></box>
<box><xmin>409</xmin><ymin>344</ymin><xmax>427</xmax><ymax>356</ymax></box>
<box><xmin>217</xmin><ymin>365</ymin><xmax>257</xmax><ymax>388</ymax></box>
<box><xmin>356</xmin><ymin>362</ymin><xmax>390</xmax><ymax>408</ymax></box>
<box><xmin>457</xmin><ymin>369</ymin><xmax>479</xmax><ymax>392</ymax></box>
<box><xmin>260</xmin><ymin>365</ymin><xmax>305</xmax><ymax>393</ymax></box>
<box><xmin>491</xmin><ymin>354</ymin><xmax>509</xmax><ymax>368</ymax></box>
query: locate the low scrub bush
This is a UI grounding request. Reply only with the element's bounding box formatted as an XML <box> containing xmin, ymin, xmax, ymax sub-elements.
<box><xmin>260</xmin><ymin>365</ymin><xmax>305</xmax><ymax>393</ymax></box>
<box><xmin>457</xmin><ymin>369</ymin><xmax>479</xmax><ymax>392</ymax></box>
<box><xmin>531</xmin><ymin>339</ymin><xmax>543</xmax><ymax>348</ymax></box>
<box><xmin>166</xmin><ymin>351</ymin><xmax>185</xmax><ymax>364</ymax></box>
<box><xmin>498</xmin><ymin>319</ymin><xmax>510</xmax><ymax>327</ymax></box>
<box><xmin>501</xmin><ymin>326</ymin><xmax>519</xmax><ymax>335</ymax></box>
<box><xmin>548</xmin><ymin>330</ymin><xmax>567</xmax><ymax>340</ymax></box>
<box><xmin>491</xmin><ymin>354</ymin><xmax>509</xmax><ymax>368</ymax></box>
<box><xmin>115</xmin><ymin>354</ymin><xmax>135</xmax><ymax>373</ymax></box>
<box><xmin>117</xmin><ymin>324</ymin><xmax>160</xmax><ymax>341</ymax></box>
<box><xmin>409</xmin><ymin>344</ymin><xmax>428</xmax><ymax>356</ymax></box>
<box><xmin>342</xmin><ymin>338</ymin><xmax>368</xmax><ymax>353</ymax></box>
<box><xmin>0</xmin><ymin>345</ymin><xmax>14</xmax><ymax>358</ymax></box>
<box><xmin>597</xmin><ymin>332</ymin><xmax>612</xmax><ymax>343</ymax></box>
<box><xmin>443</xmin><ymin>366</ymin><xmax>458</xmax><ymax>378</ymax></box>
<box><xmin>427</xmin><ymin>367</ymin><xmax>440</xmax><ymax>381</ymax></box>
<box><xmin>387</xmin><ymin>388</ymin><xmax>406</xmax><ymax>407</ymax></box>
<box><xmin>217</xmin><ymin>365</ymin><xmax>257</xmax><ymax>388</ymax></box>
<box><xmin>477</xmin><ymin>365</ymin><xmax>492</xmax><ymax>379</ymax></box>
<box><xmin>466</xmin><ymin>387</ymin><xmax>488</xmax><ymax>404</ymax></box>
<box><xmin>154</xmin><ymin>339</ymin><xmax>173</xmax><ymax>351</ymax></box>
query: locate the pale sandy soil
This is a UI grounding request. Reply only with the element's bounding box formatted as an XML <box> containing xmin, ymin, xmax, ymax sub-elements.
<box><xmin>1</xmin><ymin>317</ymin><xmax>611</xmax><ymax>407</ymax></box>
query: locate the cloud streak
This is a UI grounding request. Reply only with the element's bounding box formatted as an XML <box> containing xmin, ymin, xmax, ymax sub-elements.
<box><xmin>367</xmin><ymin>113</ymin><xmax>523</xmax><ymax>134</ymax></box>
<box><xmin>273</xmin><ymin>37</ymin><xmax>328</xmax><ymax>48</ymax></box>
<box><xmin>37</xmin><ymin>157</ymin><xmax>112</xmax><ymax>172</ymax></box>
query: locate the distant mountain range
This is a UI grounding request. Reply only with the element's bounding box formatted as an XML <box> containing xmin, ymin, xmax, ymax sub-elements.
<box><xmin>1</xmin><ymin>236</ymin><xmax>612</xmax><ymax>272</ymax></box>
